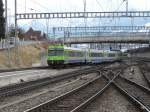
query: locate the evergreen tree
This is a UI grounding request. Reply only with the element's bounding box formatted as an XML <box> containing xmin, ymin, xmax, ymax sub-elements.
<box><xmin>0</xmin><ymin>0</ymin><xmax>5</xmax><ymax>39</ymax></box>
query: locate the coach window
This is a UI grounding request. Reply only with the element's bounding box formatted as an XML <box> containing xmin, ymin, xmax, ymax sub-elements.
<box><xmin>69</xmin><ymin>51</ymin><xmax>73</xmax><ymax>57</ymax></box>
<box><xmin>99</xmin><ymin>53</ymin><xmax>104</xmax><ymax>57</ymax></box>
<box><xmin>77</xmin><ymin>52</ymin><xmax>83</xmax><ymax>57</ymax></box>
<box><xmin>108</xmin><ymin>53</ymin><xmax>115</xmax><ymax>57</ymax></box>
<box><xmin>91</xmin><ymin>53</ymin><xmax>97</xmax><ymax>57</ymax></box>
<box><xmin>68</xmin><ymin>51</ymin><xmax>83</xmax><ymax>57</ymax></box>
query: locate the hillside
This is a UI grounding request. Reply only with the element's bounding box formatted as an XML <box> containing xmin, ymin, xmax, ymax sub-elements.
<box><xmin>0</xmin><ymin>42</ymin><xmax>48</xmax><ymax>69</ymax></box>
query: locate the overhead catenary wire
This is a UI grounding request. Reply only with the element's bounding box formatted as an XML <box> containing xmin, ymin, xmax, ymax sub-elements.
<box><xmin>25</xmin><ymin>0</ymin><xmax>26</xmax><ymax>13</ymax></box>
<box><xmin>103</xmin><ymin>0</ymin><xmax>127</xmax><ymax>26</ymax></box>
<box><xmin>95</xmin><ymin>0</ymin><xmax>104</xmax><ymax>11</ymax></box>
<box><xmin>95</xmin><ymin>0</ymin><xmax>103</xmax><ymax>30</ymax></box>
<box><xmin>95</xmin><ymin>0</ymin><xmax>127</xmax><ymax>50</ymax></box>
<box><xmin>30</xmin><ymin>0</ymin><xmax>50</xmax><ymax>11</ymax></box>
<box><xmin>115</xmin><ymin>0</ymin><xmax>126</xmax><ymax>12</ymax></box>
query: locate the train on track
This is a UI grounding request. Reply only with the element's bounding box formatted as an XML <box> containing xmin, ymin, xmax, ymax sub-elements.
<box><xmin>47</xmin><ymin>44</ymin><xmax>123</xmax><ymax>67</ymax></box>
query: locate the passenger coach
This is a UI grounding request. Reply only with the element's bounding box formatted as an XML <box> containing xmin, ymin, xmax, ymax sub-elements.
<box><xmin>47</xmin><ymin>44</ymin><xmax>122</xmax><ymax>67</ymax></box>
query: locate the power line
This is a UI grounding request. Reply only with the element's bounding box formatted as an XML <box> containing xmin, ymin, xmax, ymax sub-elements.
<box><xmin>30</xmin><ymin>0</ymin><xmax>50</xmax><ymax>11</ymax></box>
<box><xmin>25</xmin><ymin>0</ymin><xmax>26</xmax><ymax>12</ymax></box>
<box><xmin>99</xmin><ymin>0</ymin><xmax>125</xmax><ymax>26</ymax></box>
<box><xmin>126</xmin><ymin>0</ymin><xmax>128</xmax><ymax>12</ymax></box>
<box><xmin>104</xmin><ymin>0</ymin><xmax>127</xmax><ymax>27</ymax></box>
<box><xmin>95</xmin><ymin>0</ymin><xmax>104</xmax><ymax>29</ymax></box>
<box><xmin>115</xmin><ymin>0</ymin><xmax>125</xmax><ymax>12</ymax></box>
<box><xmin>95</xmin><ymin>0</ymin><xmax>104</xmax><ymax>11</ymax></box>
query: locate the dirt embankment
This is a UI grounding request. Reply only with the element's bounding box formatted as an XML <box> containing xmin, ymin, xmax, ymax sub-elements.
<box><xmin>127</xmin><ymin>47</ymin><xmax>150</xmax><ymax>59</ymax></box>
<box><xmin>0</xmin><ymin>42</ymin><xmax>48</xmax><ymax>69</ymax></box>
<box><xmin>128</xmin><ymin>47</ymin><xmax>150</xmax><ymax>54</ymax></box>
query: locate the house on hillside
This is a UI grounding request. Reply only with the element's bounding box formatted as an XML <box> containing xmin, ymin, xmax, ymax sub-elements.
<box><xmin>24</xmin><ymin>28</ymin><xmax>47</xmax><ymax>40</ymax></box>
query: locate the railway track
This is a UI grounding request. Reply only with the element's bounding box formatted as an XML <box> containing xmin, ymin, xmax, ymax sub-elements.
<box><xmin>67</xmin><ymin>70</ymin><xmax>150</xmax><ymax>112</ymax></box>
<box><xmin>139</xmin><ymin>63</ymin><xmax>150</xmax><ymax>87</ymax></box>
<box><xmin>71</xmin><ymin>85</ymin><xmax>141</xmax><ymax>112</ymax></box>
<box><xmin>103</xmin><ymin>70</ymin><xmax>150</xmax><ymax>112</ymax></box>
<box><xmin>24</xmin><ymin>74</ymin><xmax>106</xmax><ymax>112</ymax></box>
<box><xmin>2</xmin><ymin>62</ymin><xmax>149</xmax><ymax>112</ymax></box>
<box><xmin>23</xmin><ymin>69</ymin><xmax>121</xmax><ymax>112</ymax></box>
<box><xmin>0</xmin><ymin>66</ymin><xmax>100</xmax><ymax>98</ymax></box>
<box><xmin>114</xmin><ymin>76</ymin><xmax>150</xmax><ymax>111</ymax></box>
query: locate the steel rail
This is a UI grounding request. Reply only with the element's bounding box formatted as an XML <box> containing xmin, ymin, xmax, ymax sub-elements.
<box><xmin>138</xmin><ymin>63</ymin><xmax>150</xmax><ymax>87</ymax></box>
<box><xmin>70</xmin><ymin>71</ymin><xmax>121</xmax><ymax>112</ymax></box>
<box><xmin>119</xmin><ymin>76</ymin><xmax>150</xmax><ymax>92</ymax></box>
<box><xmin>0</xmin><ymin>66</ymin><xmax>99</xmax><ymax>97</ymax></box>
<box><xmin>113</xmin><ymin>83</ymin><xmax>150</xmax><ymax>112</ymax></box>
<box><xmin>103</xmin><ymin>70</ymin><xmax>150</xmax><ymax>112</ymax></box>
<box><xmin>24</xmin><ymin>71</ymin><xmax>102</xmax><ymax>112</ymax></box>
<box><xmin>114</xmin><ymin>76</ymin><xmax>150</xmax><ymax>111</ymax></box>
<box><xmin>142</xmin><ymin>72</ymin><xmax>150</xmax><ymax>87</ymax></box>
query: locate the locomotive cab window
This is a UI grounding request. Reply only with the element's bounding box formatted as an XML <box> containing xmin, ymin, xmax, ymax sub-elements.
<box><xmin>48</xmin><ymin>49</ymin><xmax>64</xmax><ymax>56</ymax></box>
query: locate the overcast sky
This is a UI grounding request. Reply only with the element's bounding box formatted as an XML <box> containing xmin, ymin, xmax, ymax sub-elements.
<box><xmin>5</xmin><ymin>0</ymin><xmax>150</xmax><ymax>13</ymax></box>
<box><xmin>3</xmin><ymin>0</ymin><xmax>150</xmax><ymax>33</ymax></box>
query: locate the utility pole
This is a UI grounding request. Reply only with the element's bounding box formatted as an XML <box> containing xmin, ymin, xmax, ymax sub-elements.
<box><xmin>25</xmin><ymin>0</ymin><xmax>26</xmax><ymax>12</ymax></box>
<box><xmin>5</xmin><ymin>0</ymin><xmax>11</xmax><ymax>67</ymax></box>
<box><xmin>125</xmin><ymin>0</ymin><xmax>128</xmax><ymax>12</ymax></box>
<box><xmin>15</xmin><ymin>0</ymin><xmax>17</xmax><ymax>39</ymax></box>
<box><xmin>126</xmin><ymin>0</ymin><xmax>128</xmax><ymax>12</ymax></box>
<box><xmin>46</xmin><ymin>19</ymin><xmax>49</xmax><ymax>39</ymax></box>
<box><xmin>83</xmin><ymin>0</ymin><xmax>86</xmax><ymax>13</ymax></box>
<box><xmin>15</xmin><ymin>0</ymin><xmax>19</xmax><ymax>66</ymax></box>
<box><xmin>83</xmin><ymin>0</ymin><xmax>88</xmax><ymax>48</ymax></box>
<box><xmin>83</xmin><ymin>0</ymin><xmax>87</xmax><ymax>28</ymax></box>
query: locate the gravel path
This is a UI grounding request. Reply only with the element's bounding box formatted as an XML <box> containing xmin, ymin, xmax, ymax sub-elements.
<box><xmin>0</xmin><ymin>66</ymin><xmax>91</xmax><ymax>87</ymax></box>
<box><xmin>0</xmin><ymin>73</ymin><xmax>99</xmax><ymax>112</ymax></box>
<box><xmin>115</xmin><ymin>76</ymin><xmax>150</xmax><ymax>109</ymax></box>
<box><xmin>0</xmin><ymin>75</ymin><xmax>78</xmax><ymax>106</ymax></box>
<box><xmin>144</xmin><ymin>72</ymin><xmax>150</xmax><ymax>85</ymax></box>
<box><xmin>81</xmin><ymin>85</ymin><xmax>141</xmax><ymax>112</ymax></box>
<box><xmin>122</xmin><ymin>65</ymin><xmax>149</xmax><ymax>87</ymax></box>
<box><xmin>139</xmin><ymin>62</ymin><xmax>150</xmax><ymax>87</ymax></box>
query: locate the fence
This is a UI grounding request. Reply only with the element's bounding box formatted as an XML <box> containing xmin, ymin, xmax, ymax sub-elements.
<box><xmin>0</xmin><ymin>38</ymin><xmax>39</xmax><ymax>50</ymax></box>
